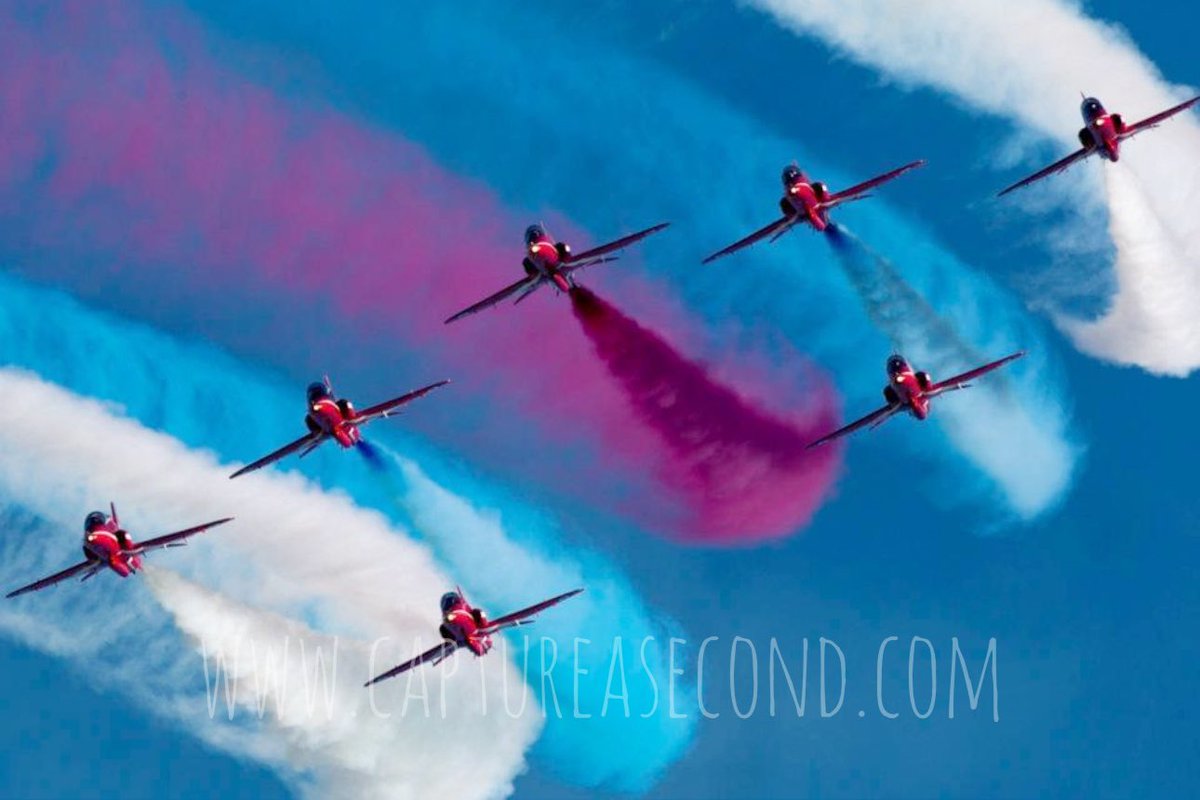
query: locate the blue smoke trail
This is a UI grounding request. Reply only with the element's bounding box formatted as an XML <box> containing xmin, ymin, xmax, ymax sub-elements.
<box><xmin>0</xmin><ymin>272</ymin><xmax>695</xmax><ymax>791</ymax></box>
<box><xmin>355</xmin><ymin>439</ymin><xmax>386</xmax><ymax>473</ymax></box>
<box><xmin>184</xmin><ymin>0</ymin><xmax>1080</xmax><ymax>521</ymax></box>
<box><xmin>823</xmin><ymin>224</ymin><xmax>985</xmax><ymax>368</ymax></box>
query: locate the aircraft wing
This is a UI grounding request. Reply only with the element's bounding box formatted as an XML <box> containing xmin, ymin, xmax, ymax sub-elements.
<box><xmin>826</xmin><ymin>159</ymin><xmax>926</xmax><ymax>204</ymax></box>
<box><xmin>806</xmin><ymin>403</ymin><xmax>902</xmax><ymax>450</ymax></box>
<box><xmin>351</xmin><ymin>379</ymin><xmax>451</xmax><ymax>425</ymax></box>
<box><xmin>929</xmin><ymin>351</ymin><xmax>1025</xmax><ymax>394</ymax></box>
<box><xmin>567</xmin><ymin>222</ymin><xmax>671</xmax><ymax>263</ymax></box>
<box><xmin>229</xmin><ymin>431</ymin><xmax>325</xmax><ymax>479</ymax></box>
<box><xmin>6</xmin><ymin>560</ymin><xmax>101</xmax><ymax>599</ymax></box>
<box><xmin>997</xmin><ymin>148</ymin><xmax>1093</xmax><ymax>197</ymax></box>
<box><xmin>444</xmin><ymin>276</ymin><xmax>539</xmax><ymax>324</ymax></box>
<box><xmin>363</xmin><ymin>640</ymin><xmax>458</xmax><ymax>687</ymax></box>
<box><xmin>701</xmin><ymin>215</ymin><xmax>796</xmax><ymax>264</ymax></box>
<box><xmin>480</xmin><ymin>588</ymin><xmax>584</xmax><ymax>634</ymax></box>
<box><xmin>130</xmin><ymin>517</ymin><xmax>234</xmax><ymax>555</ymax></box>
<box><xmin>1120</xmin><ymin>95</ymin><xmax>1200</xmax><ymax>138</ymax></box>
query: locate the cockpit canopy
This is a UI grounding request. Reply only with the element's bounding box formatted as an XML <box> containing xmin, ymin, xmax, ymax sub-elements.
<box><xmin>886</xmin><ymin>354</ymin><xmax>909</xmax><ymax>375</ymax></box>
<box><xmin>84</xmin><ymin>511</ymin><xmax>108</xmax><ymax>532</ymax></box>
<box><xmin>1080</xmin><ymin>97</ymin><xmax>1104</xmax><ymax>118</ymax></box>
<box><xmin>781</xmin><ymin>164</ymin><xmax>803</xmax><ymax>186</ymax></box>
<box><xmin>524</xmin><ymin>224</ymin><xmax>546</xmax><ymax>246</ymax></box>
<box><xmin>306</xmin><ymin>381</ymin><xmax>331</xmax><ymax>405</ymax></box>
<box><xmin>440</xmin><ymin>591</ymin><xmax>463</xmax><ymax>613</ymax></box>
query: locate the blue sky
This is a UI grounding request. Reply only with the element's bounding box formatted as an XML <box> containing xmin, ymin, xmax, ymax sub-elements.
<box><xmin>2</xmin><ymin>2</ymin><xmax>1198</xmax><ymax>798</ymax></box>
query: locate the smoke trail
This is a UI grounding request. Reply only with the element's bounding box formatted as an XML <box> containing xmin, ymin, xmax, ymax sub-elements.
<box><xmin>823</xmin><ymin>226</ymin><xmax>1071</xmax><ymax>516</ymax></box>
<box><xmin>146</xmin><ymin>570</ymin><xmax>534</xmax><ymax>800</ymax></box>
<box><xmin>0</xmin><ymin>273</ymin><xmax>696</xmax><ymax>789</ymax></box>
<box><xmin>1056</xmin><ymin>163</ymin><xmax>1200</xmax><ymax>372</ymax></box>
<box><xmin>824</xmin><ymin>226</ymin><xmax>984</xmax><ymax>368</ymax></box>
<box><xmin>0</xmin><ymin>0</ymin><xmax>843</xmax><ymax>537</ymax></box>
<box><xmin>355</xmin><ymin>440</ymin><xmax>387</xmax><ymax>473</ymax></box>
<box><xmin>749</xmin><ymin>0</ymin><xmax>1200</xmax><ymax>375</ymax></box>
<box><xmin>0</xmin><ymin>370</ymin><xmax>538</xmax><ymax>800</ymax></box>
<box><xmin>569</xmin><ymin>288</ymin><xmax>840</xmax><ymax>542</ymax></box>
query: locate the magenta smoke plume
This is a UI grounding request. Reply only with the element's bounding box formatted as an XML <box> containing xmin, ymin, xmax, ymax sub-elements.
<box><xmin>570</xmin><ymin>288</ymin><xmax>841</xmax><ymax>544</ymax></box>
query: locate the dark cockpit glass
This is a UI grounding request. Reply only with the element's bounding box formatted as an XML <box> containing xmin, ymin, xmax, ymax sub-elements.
<box><xmin>781</xmin><ymin>165</ymin><xmax>802</xmax><ymax>185</ymax></box>
<box><xmin>524</xmin><ymin>225</ymin><xmax>545</xmax><ymax>245</ymax></box>
<box><xmin>886</xmin><ymin>355</ymin><xmax>908</xmax><ymax>375</ymax></box>
<box><xmin>1081</xmin><ymin>97</ymin><xmax>1103</xmax><ymax>117</ymax></box>
<box><xmin>84</xmin><ymin>511</ymin><xmax>108</xmax><ymax>532</ymax></box>
<box><xmin>306</xmin><ymin>381</ymin><xmax>331</xmax><ymax>405</ymax></box>
<box><xmin>440</xmin><ymin>592</ymin><xmax>462</xmax><ymax>613</ymax></box>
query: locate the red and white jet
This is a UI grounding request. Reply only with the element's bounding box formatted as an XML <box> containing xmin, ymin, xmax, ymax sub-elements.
<box><xmin>806</xmin><ymin>351</ymin><xmax>1026</xmax><ymax>450</ymax></box>
<box><xmin>998</xmin><ymin>94</ymin><xmax>1200</xmax><ymax>196</ymax></box>
<box><xmin>229</xmin><ymin>376</ymin><xmax>449</xmax><ymax>478</ymax></box>
<box><xmin>6</xmin><ymin>505</ymin><xmax>232</xmax><ymax>598</ymax></box>
<box><xmin>702</xmin><ymin>160</ymin><xmax>925</xmax><ymax>264</ymax></box>
<box><xmin>444</xmin><ymin>222</ymin><xmax>670</xmax><ymax>324</ymax></box>
<box><xmin>364</xmin><ymin>587</ymin><xmax>583</xmax><ymax>686</ymax></box>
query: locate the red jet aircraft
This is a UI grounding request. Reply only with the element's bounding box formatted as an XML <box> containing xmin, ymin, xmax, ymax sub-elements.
<box><xmin>229</xmin><ymin>377</ymin><xmax>449</xmax><ymax>478</ymax></box>
<box><xmin>998</xmin><ymin>94</ymin><xmax>1200</xmax><ymax>196</ymax></box>
<box><xmin>6</xmin><ymin>505</ymin><xmax>232</xmax><ymax>598</ymax></box>
<box><xmin>444</xmin><ymin>222</ymin><xmax>670</xmax><ymax>324</ymax></box>
<box><xmin>364</xmin><ymin>587</ymin><xmax>583</xmax><ymax>686</ymax></box>
<box><xmin>806</xmin><ymin>351</ymin><xmax>1026</xmax><ymax>450</ymax></box>
<box><xmin>702</xmin><ymin>160</ymin><xmax>925</xmax><ymax>264</ymax></box>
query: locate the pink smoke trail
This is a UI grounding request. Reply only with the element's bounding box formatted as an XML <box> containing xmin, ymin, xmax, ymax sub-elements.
<box><xmin>570</xmin><ymin>288</ymin><xmax>841</xmax><ymax>543</ymax></box>
<box><xmin>0</xmin><ymin>0</ymin><xmax>841</xmax><ymax>541</ymax></box>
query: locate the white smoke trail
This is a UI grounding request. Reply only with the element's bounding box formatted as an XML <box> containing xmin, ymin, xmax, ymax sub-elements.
<box><xmin>749</xmin><ymin>0</ymin><xmax>1200</xmax><ymax>374</ymax></box>
<box><xmin>0</xmin><ymin>369</ymin><xmax>538</xmax><ymax>799</ymax></box>
<box><xmin>1057</xmin><ymin>163</ymin><xmax>1200</xmax><ymax>371</ymax></box>
<box><xmin>148</xmin><ymin>569</ymin><xmax>533</xmax><ymax>800</ymax></box>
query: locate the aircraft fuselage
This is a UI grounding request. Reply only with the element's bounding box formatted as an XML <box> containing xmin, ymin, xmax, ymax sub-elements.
<box><xmin>82</xmin><ymin>516</ymin><xmax>140</xmax><ymax>577</ymax></box>
<box><xmin>885</xmin><ymin>357</ymin><xmax>932</xmax><ymax>420</ymax></box>
<box><xmin>441</xmin><ymin>599</ymin><xmax>492</xmax><ymax>657</ymax></box>
<box><xmin>306</xmin><ymin>396</ymin><xmax>360</xmax><ymax>449</ymax></box>
<box><xmin>525</xmin><ymin>233</ymin><xmax>572</xmax><ymax>292</ymax></box>
<box><xmin>780</xmin><ymin>172</ymin><xmax>830</xmax><ymax>231</ymax></box>
<box><xmin>1080</xmin><ymin>97</ymin><xmax>1123</xmax><ymax>161</ymax></box>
